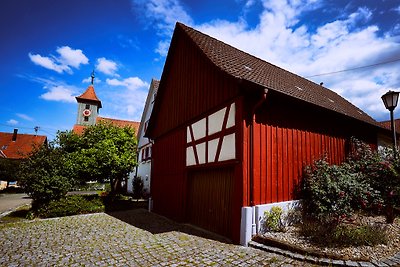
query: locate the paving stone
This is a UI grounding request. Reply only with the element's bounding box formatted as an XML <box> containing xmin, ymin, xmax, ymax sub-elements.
<box><xmin>0</xmin><ymin>212</ymin><xmax>311</xmax><ymax>266</ymax></box>
<box><xmin>382</xmin><ymin>259</ymin><xmax>398</xmax><ymax>266</ymax></box>
<box><xmin>358</xmin><ymin>262</ymin><xmax>376</xmax><ymax>267</ymax></box>
<box><xmin>345</xmin><ymin>261</ymin><xmax>360</xmax><ymax>267</ymax></box>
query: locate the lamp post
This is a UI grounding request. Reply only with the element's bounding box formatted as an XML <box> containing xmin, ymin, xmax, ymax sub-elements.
<box><xmin>381</xmin><ymin>90</ymin><xmax>399</xmax><ymax>224</ymax></box>
<box><xmin>381</xmin><ymin>90</ymin><xmax>399</xmax><ymax>153</ymax></box>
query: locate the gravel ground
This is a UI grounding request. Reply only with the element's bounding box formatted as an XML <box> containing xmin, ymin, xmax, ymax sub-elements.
<box><xmin>262</xmin><ymin>215</ymin><xmax>400</xmax><ymax>262</ymax></box>
<box><xmin>0</xmin><ymin>210</ymin><xmax>314</xmax><ymax>266</ymax></box>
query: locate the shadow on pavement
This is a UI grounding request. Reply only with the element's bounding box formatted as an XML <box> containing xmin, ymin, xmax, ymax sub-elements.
<box><xmin>107</xmin><ymin>208</ymin><xmax>232</xmax><ymax>244</ymax></box>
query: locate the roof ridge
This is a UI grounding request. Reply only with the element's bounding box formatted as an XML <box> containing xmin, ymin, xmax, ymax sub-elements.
<box><xmin>176</xmin><ymin>22</ymin><xmax>378</xmax><ymax>127</ymax></box>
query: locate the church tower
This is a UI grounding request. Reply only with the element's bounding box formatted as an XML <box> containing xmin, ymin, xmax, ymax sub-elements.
<box><xmin>75</xmin><ymin>72</ymin><xmax>102</xmax><ymax>126</ymax></box>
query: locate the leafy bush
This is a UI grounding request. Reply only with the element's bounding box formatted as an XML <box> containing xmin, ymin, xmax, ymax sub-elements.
<box><xmin>262</xmin><ymin>206</ymin><xmax>286</xmax><ymax>232</ymax></box>
<box><xmin>301</xmin><ymin>137</ymin><xmax>400</xmax><ymax>225</ymax></box>
<box><xmin>132</xmin><ymin>176</ymin><xmax>144</xmax><ymax>200</ymax></box>
<box><xmin>35</xmin><ymin>195</ymin><xmax>104</xmax><ymax>218</ymax></box>
<box><xmin>18</xmin><ymin>144</ymin><xmax>74</xmax><ymax>209</ymax></box>
<box><xmin>301</xmin><ymin>158</ymin><xmax>377</xmax><ymax>225</ymax></box>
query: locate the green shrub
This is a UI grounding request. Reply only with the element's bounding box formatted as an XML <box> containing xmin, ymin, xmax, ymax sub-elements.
<box><xmin>18</xmin><ymin>144</ymin><xmax>74</xmax><ymax>208</ymax></box>
<box><xmin>263</xmin><ymin>206</ymin><xmax>285</xmax><ymax>232</ymax></box>
<box><xmin>36</xmin><ymin>195</ymin><xmax>104</xmax><ymax>218</ymax></box>
<box><xmin>301</xmin><ymin>158</ymin><xmax>377</xmax><ymax>225</ymax></box>
<box><xmin>132</xmin><ymin>176</ymin><xmax>144</xmax><ymax>200</ymax></box>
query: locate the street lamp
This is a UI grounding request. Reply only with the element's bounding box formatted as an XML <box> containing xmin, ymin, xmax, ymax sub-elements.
<box><xmin>381</xmin><ymin>90</ymin><xmax>399</xmax><ymax>224</ymax></box>
<box><xmin>381</xmin><ymin>90</ymin><xmax>399</xmax><ymax>152</ymax></box>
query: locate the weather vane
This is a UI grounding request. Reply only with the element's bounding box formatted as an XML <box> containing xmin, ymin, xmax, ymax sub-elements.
<box><xmin>91</xmin><ymin>70</ymin><xmax>95</xmax><ymax>85</ymax></box>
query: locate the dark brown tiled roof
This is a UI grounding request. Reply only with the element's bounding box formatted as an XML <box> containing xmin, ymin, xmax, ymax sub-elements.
<box><xmin>0</xmin><ymin>132</ymin><xmax>47</xmax><ymax>159</ymax></box>
<box><xmin>76</xmin><ymin>85</ymin><xmax>102</xmax><ymax>108</ymax></box>
<box><xmin>177</xmin><ymin>23</ymin><xmax>378</xmax><ymax>126</ymax></box>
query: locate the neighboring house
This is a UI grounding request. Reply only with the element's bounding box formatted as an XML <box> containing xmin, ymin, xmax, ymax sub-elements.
<box><xmin>72</xmin><ymin>80</ymin><xmax>140</xmax><ymax>191</ymax></box>
<box><xmin>127</xmin><ymin>79</ymin><xmax>160</xmax><ymax>195</ymax></box>
<box><xmin>379</xmin><ymin>119</ymin><xmax>400</xmax><ymax>148</ymax></box>
<box><xmin>0</xmin><ymin>129</ymin><xmax>47</xmax><ymax>189</ymax></box>
<box><xmin>145</xmin><ymin>23</ymin><xmax>390</xmax><ymax>244</ymax></box>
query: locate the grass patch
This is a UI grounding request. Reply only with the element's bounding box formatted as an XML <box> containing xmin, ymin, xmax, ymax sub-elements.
<box><xmin>299</xmin><ymin>220</ymin><xmax>388</xmax><ymax>247</ymax></box>
<box><xmin>0</xmin><ymin>205</ymin><xmax>31</xmax><ymax>223</ymax></box>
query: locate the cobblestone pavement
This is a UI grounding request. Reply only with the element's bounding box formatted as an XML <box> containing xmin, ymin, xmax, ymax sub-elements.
<box><xmin>0</xmin><ymin>212</ymin><xmax>314</xmax><ymax>266</ymax></box>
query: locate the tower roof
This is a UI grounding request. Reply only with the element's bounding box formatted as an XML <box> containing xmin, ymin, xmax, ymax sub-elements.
<box><xmin>76</xmin><ymin>85</ymin><xmax>102</xmax><ymax>108</ymax></box>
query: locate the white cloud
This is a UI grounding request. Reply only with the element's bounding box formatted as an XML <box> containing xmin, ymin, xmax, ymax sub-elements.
<box><xmin>29</xmin><ymin>46</ymin><xmax>88</xmax><ymax>74</ymax></box>
<box><xmin>29</xmin><ymin>53</ymin><xmax>70</xmax><ymax>73</ymax></box>
<box><xmin>56</xmin><ymin>46</ymin><xmax>89</xmax><ymax>68</ymax></box>
<box><xmin>132</xmin><ymin>0</ymin><xmax>193</xmax><ymax>36</ymax></box>
<box><xmin>96</xmin><ymin>58</ymin><xmax>119</xmax><ymax>76</ymax></box>
<box><xmin>106</xmin><ymin>77</ymin><xmax>149</xmax><ymax>91</ymax></box>
<box><xmin>101</xmin><ymin>76</ymin><xmax>150</xmax><ymax>120</ymax></box>
<box><xmin>16</xmin><ymin>113</ymin><xmax>34</xmax><ymax>121</ymax></box>
<box><xmin>7</xmin><ymin>119</ymin><xmax>18</xmax><ymax>125</ymax></box>
<box><xmin>132</xmin><ymin>0</ymin><xmax>400</xmax><ymax>120</ymax></box>
<box><xmin>82</xmin><ymin>77</ymin><xmax>102</xmax><ymax>84</ymax></box>
<box><xmin>155</xmin><ymin>40</ymin><xmax>171</xmax><ymax>57</ymax></box>
<box><xmin>131</xmin><ymin>0</ymin><xmax>193</xmax><ymax>56</ymax></box>
<box><xmin>27</xmin><ymin>76</ymin><xmax>79</xmax><ymax>103</ymax></box>
<box><xmin>40</xmin><ymin>85</ymin><xmax>77</xmax><ymax>103</ymax></box>
<box><xmin>101</xmin><ymin>85</ymin><xmax>149</xmax><ymax>121</ymax></box>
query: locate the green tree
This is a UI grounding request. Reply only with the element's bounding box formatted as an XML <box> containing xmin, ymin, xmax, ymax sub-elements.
<box><xmin>18</xmin><ymin>142</ymin><xmax>73</xmax><ymax>208</ymax></box>
<box><xmin>59</xmin><ymin>122</ymin><xmax>137</xmax><ymax>193</ymax></box>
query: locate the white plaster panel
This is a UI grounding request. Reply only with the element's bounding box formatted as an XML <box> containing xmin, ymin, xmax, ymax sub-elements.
<box><xmin>186</xmin><ymin>146</ymin><xmax>196</xmax><ymax>166</ymax></box>
<box><xmin>191</xmin><ymin>118</ymin><xmax>206</xmax><ymax>141</ymax></box>
<box><xmin>187</xmin><ymin>126</ymin><xmax>192</xmax><ymax>143</ymax></box>
<box><xmin>226</xmin><ymin>103</ymin><xmax>235</xmax><ymax>128</ymax></box>
<box><xmin>196</xmin><ymin>142</ymin><xmax>206</xmax><ymax>164</ymax></box>
<box><xmin>208</xmin><ymin>138</ymin><xmax>219</xmax><ymax>163</ymax></box>
<box><xmin>208</xmin><ymin>107</ymin><xmax>226</xmax><ymax>135</ymax></box>
<box><xmin>218</xmin><ymin>133</ymin><xmax>236</xmax><ymax>161</ymax></box>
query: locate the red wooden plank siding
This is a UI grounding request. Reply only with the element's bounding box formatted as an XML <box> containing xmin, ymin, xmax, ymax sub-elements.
<box><xmin>152</xmin><ymin>30</ymin><xmax>239</xmax><ymax>138</ymax></box>
<box><xmin>151</xmin><ymin>127</ymin><xmax>186</xmax><ymax>221</ymax></box>
<box><xmin>251</xmin><ymin>123</ymin><xmax>348</xmax><ymax>205</ymax></box>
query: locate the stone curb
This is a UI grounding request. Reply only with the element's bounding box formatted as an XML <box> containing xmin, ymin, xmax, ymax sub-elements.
<box><xmin>249</xmin><ymin>240</ymin><xmax>400</xmax><ymax>266</ymax></box>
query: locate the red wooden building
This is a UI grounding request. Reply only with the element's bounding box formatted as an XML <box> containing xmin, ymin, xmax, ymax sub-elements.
<box><xmin>146</xmin><ymin>23</ymin><xmax>386</xmax><ymax>244</ymax></box>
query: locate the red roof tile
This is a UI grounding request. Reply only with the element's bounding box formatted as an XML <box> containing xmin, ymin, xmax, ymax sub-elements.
<box><xmin>97</xmin><ymin>117</ymin><xmax>140</xmax><ymax>135</ymax></box>
<box><xmin>176</xmin><ymin>23</ymin><xmax>379</xmax><ymax>127</ymax></box>
<box><xmin>380</xmin><ymin>119</ymin><xmax>400</xmax><ymax>133</ymax></box>
<box><xmin>73</xmin><ymin>118</ymin><xmax>140</xmax><ymax>136</ymax></box>
<box><xmin>76</xmin><ymin>85</ymin><xmax>102</xmax><ymax>108</ymax></box>
<box><xmin>72</xmin><ymin>125</ymin><xmax>87</xmax><ymax>135</ymax></box>
<box><xmin>0</xmin><ymin>132</ymin><xmax>47</xmax><ymax>159</ymax></box>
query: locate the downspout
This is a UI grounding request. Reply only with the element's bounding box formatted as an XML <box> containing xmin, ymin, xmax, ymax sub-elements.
<box><xmin>249</xmin><ymin>88</ymin><xmax>269</xmax><ymax>206</ymax></box>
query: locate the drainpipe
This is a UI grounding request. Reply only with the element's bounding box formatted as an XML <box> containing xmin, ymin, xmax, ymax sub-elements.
<box><xmin>249</xmin><ymin>89</ymin><xmax>268</xmax><ymax>235</ymax></box>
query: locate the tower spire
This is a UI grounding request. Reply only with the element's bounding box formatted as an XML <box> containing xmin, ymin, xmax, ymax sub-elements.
<box><xmin>91</xmin><ymin>70</ymin><xmax>95</xmax><ymax>85</ymax></box>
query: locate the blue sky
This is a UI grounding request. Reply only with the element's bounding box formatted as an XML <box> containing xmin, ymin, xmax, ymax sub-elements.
<box><xmin>1</xmin><ymin>0</ymin><xmax>400</xmax><ymax>139</ymax></box>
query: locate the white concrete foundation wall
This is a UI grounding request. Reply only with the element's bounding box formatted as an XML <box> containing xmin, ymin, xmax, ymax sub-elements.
<box><xmin>240</xmin><ymin>200</ymin><xmax>300</xmax><ymax>246</ymax></box>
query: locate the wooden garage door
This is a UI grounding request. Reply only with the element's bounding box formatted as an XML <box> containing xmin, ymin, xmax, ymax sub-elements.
<box><xmin>187</xmin><ymin>167</ymin><xmax>234</xmax><ymax>239</ymax></box>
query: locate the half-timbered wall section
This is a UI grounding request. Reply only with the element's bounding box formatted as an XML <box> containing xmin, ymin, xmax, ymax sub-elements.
<box><xmin>186</xmin><ymin>102</ymin><xmax>236</xmax><ymax>166</ymax></box>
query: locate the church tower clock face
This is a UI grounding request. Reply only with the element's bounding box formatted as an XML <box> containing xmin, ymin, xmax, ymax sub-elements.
<box><xmin>83</xmin><ymin>109</ymin><xmax>91</xmax><ymax>117</ymax></box>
